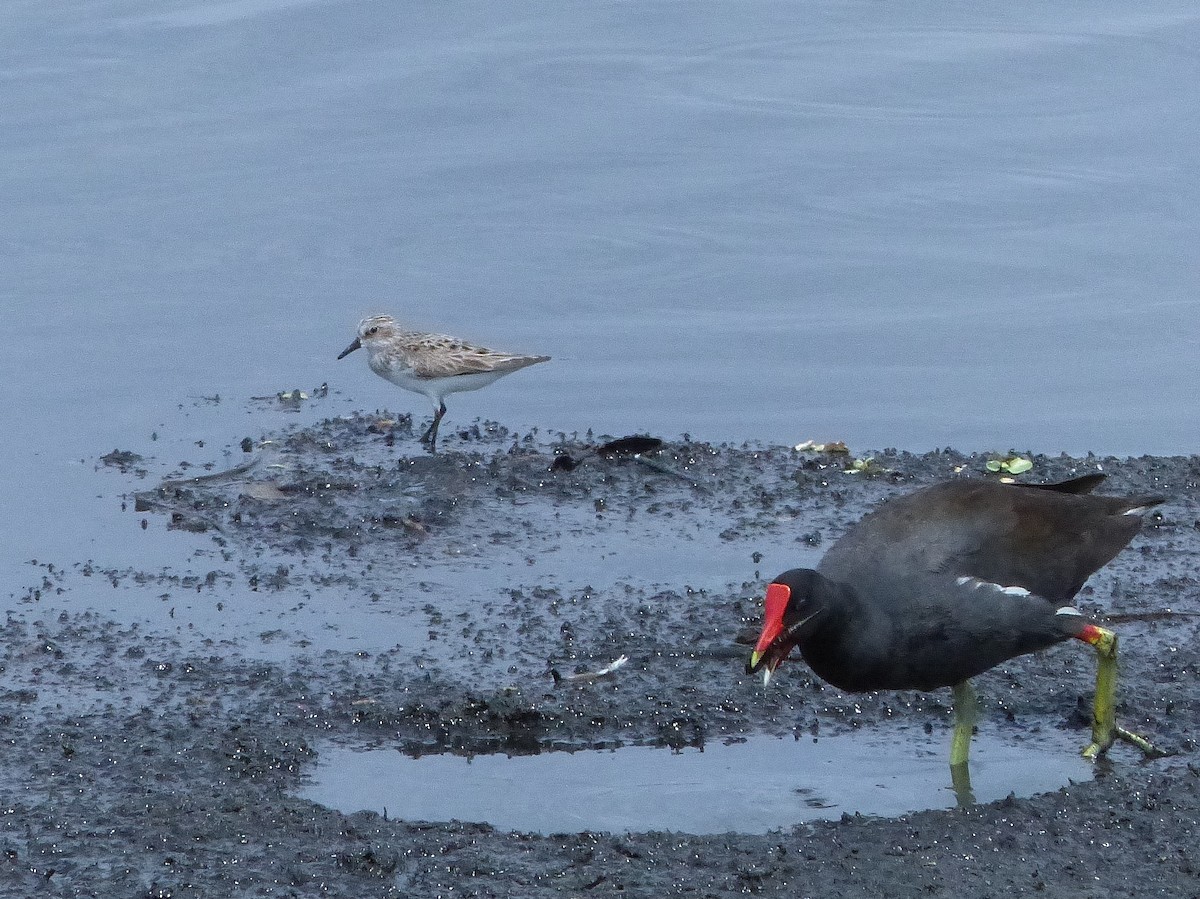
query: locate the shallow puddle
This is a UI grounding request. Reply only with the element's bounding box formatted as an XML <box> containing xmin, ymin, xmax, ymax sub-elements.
<box><xmin>299</xmin><ymin>730</ymin><xmax>1093</xmax><ymax>834</ymax></box>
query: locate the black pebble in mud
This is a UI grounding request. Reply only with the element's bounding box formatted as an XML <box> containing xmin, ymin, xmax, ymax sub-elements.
<box><xmin>597</xmin><ymin>436</ymin><xmax>663</xmax><ymax>456</ymax></box>
<box><xmin>550</xmin><ymin>434</ymin><xmax>663</xmax><ymax>472</ymax></box>
<box><xmin>747</xmin><ymin>474</ymin><xmax>1165</xmax><ymax>770</ymax></box>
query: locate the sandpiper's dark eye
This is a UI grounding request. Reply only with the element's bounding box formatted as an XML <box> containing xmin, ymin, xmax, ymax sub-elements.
<box><xmin>367</xmin><ymin>327</ymin><xmax>378</xmax><ymax>335</ymax></box>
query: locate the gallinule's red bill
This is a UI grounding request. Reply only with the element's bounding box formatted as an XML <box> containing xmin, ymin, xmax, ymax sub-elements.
<box><xmin>747</xmin><ymin>474</ymin><xmax>1164</xmax><ymax>767</ymax></box>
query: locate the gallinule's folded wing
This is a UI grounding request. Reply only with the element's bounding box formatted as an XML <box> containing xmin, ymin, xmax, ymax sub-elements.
<box><xmin>817</xmin><ymin>475</ymin><xmax>1163</xmax><ymax>605</ymax></box>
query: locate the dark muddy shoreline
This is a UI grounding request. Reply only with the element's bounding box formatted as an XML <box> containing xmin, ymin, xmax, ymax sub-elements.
<box><xmin>3</xmin><ymin>417</ymin><xmax>1198</xmax><ymax>897</ymax></box>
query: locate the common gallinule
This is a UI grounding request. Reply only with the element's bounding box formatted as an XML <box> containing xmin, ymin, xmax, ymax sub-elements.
<box><xmin>747</xmin><ymin>474</ymin><xmax>1163</xmax><ymax>767</ymax></box>
<box><xmin>337</xmin><ymin>315</ymin><xmax>550</xmax><ymax>452</ymax></box>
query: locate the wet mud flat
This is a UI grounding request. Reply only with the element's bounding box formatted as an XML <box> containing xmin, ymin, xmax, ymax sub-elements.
<box><xmin>3</xmin><ymin>415</ymin><xmax>1200</xmax><ymax>897</ymax></box>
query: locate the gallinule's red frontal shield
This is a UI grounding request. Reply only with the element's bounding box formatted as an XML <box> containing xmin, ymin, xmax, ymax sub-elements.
<box><xmin>747</xmin><ymin>474</ymin><xmax>1164</xmax><ymax>769</ymax></box>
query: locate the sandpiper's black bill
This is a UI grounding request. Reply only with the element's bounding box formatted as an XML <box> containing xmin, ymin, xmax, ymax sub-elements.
<box><xmin>337</xmin><ymin>337</ymin><xmax>362</xmax><ymax>359</ymax></box>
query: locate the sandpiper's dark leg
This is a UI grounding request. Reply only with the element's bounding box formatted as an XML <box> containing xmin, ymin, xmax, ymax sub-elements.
<box><xmin>1076</xmin><ymin>624</ymin><xmax>1161</xmax><ymax>759</ymax></box>
<box><xmin>421</xmin><ymin>402</ymin><xmax>448</xmax><ymax>452</ymax></box>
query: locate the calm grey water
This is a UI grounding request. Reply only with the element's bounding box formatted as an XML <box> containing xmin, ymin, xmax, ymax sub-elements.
<box><xmin>299</xmin><ymin>731</ymin><xmax>1093</xmax><ymax>834</ymax></box>
<box><xmin>3</xmin><ymin>2</ymin><xmax>1198</xmax><ymax>633</ymax></box>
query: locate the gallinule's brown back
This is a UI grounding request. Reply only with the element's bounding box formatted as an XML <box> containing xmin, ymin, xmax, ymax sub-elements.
<box><xmin>747</xmin><ymin>474</ymin><xmax>1164</xmax><ymax>769</ymax></box>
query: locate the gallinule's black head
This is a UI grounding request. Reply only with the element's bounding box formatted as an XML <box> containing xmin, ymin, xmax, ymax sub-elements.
<box><xmin>747</xmin><ymin>568</ymin><xmax>851</xmax><ymax>687</ymax></box>
<box><xmin>746</xmin><ymin>474</ymin><xmax>1166</xmax><ymax>768</ymax></box>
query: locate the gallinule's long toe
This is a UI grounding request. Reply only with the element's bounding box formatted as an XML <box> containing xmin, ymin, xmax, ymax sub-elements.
<box><xmin>747</xmin><ymin>474</ymin><xmax>1165</xmax><ymax>768</ymax></box>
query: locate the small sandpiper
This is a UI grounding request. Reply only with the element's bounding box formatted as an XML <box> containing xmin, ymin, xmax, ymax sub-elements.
<box><xmin>337</xmin><ymin>314</ymin><xmax>550</xmax><ymax>452</ymax></box>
